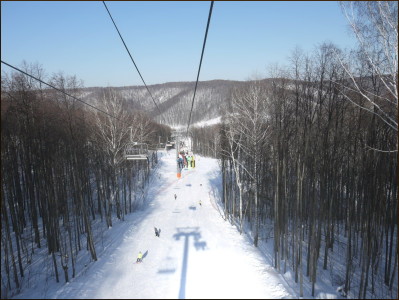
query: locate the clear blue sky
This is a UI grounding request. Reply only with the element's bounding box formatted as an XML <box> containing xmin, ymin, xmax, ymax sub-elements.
<box><xmin>1</xmin><ymin>1</ymin><xmax>357</xmax><ymax>88</ymax></box>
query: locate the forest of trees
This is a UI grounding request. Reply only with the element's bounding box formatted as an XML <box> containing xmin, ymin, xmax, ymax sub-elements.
<box><xmin>192</xmin><ymin>2</ymin><xmax>397</xmax><ymax>298</ymax></box>
<box><xmin>1</xmin><ymin>66</ymin><xmax>171</xmax><ymax>297</ymax></box>
<box><xmin>1</xmin><ymin>1</ymin><xmax>397</xmax><ymax>299</ymax></box>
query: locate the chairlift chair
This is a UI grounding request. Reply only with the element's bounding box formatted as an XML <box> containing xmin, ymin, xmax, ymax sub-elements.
<box><xmin>125</xmin><ymin>142</ymin><xmax>149</xmax><ymax>160</ymax></box>
<box><xmin>157</xmin><ymin>142</ymin><xmax>166</xmax><ymax>150</ymax></box>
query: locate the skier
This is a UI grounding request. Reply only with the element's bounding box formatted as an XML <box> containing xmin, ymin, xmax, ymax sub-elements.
<box><xmin>187</xmin><ymin>155</ymin><xmax>192</xmax><ymax>169</ymax></box>
<box><xmin>178</xmin><ymin>157</ymin><xmax>184</xmax><ymax>169</ymax></box>
<box><xmin>183</xmin><ymin>155</ymin><xmax>187</xmax><ymax>168</ymax></box>
<box><xmin>199</xmin><ymin>199</ymin><xmax>202</xmax><ymax>206</ymax></box>
<box><xmin>174</xmin><ymin>194</ymin><xmax>177</xmax><ymax>200</ymax></box>
<box><xmin>154</xmin><ymin>227</ymin><xmax>160</xmax><ymax>237</ymax></box>
<box><xmin>137</xmin><ymin>251</ymin><xmax>143</xmax><ymax>263</ymax></box>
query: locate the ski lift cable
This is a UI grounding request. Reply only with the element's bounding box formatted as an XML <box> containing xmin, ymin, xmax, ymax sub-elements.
<box><xmin>186</xmin><ymin>1</ymin><xmax>214</xmax><ymax>136</ymax></box>
<box><xmin>1</xmin><ymin>60</ymin><xmax>121</xmax><ymax>121</ymax></box>
<box><xmin>102</xmin><ymin>1</ymin><xmax>165</xmax><ymax>123</ymax></box>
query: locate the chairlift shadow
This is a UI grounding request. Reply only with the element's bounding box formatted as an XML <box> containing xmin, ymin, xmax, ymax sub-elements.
<box><xmin>173</xmin><ymin>227</ymin><xmax>207</xmax><ymax>299</ymax></box>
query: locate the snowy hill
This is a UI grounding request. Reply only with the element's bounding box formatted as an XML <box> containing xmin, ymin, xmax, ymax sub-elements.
<box><xmin>81</xmin><ymin>80</ymin><xmax>236</xmax><ymax>127</ymax></box>
<box><xmin>12</xmin><ymin>151</ymin><xmax>294</xmax><ymax>299</ymax></box>
<box><xmin>80</xmin><ymin>79</ymin><xmax>279</xmax><ymax>128</ymax></box>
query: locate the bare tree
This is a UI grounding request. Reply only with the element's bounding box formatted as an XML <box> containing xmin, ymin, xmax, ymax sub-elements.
<box><xmin>222</xmin><ymin>116</ymin><xmax>245</xmax><ymax>232</ymax></box>
<box><xmin>338</xmin><ymin>1</ymin><xmax>398</xmax><ymax>136</ymax></box>
<box><xmin>94</xmin><ymin>88</ymin><xmax>131</xmax><ymax>223</ymax></box>
<box><xmin>229</xmin><ymin>81</ymin><xmax>270</xmax><ymax>246</ymax></box>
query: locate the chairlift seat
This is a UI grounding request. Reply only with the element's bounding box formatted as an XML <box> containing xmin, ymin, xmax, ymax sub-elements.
<box><xmin>125</xmin><ymin>142</ymin><xmax>149</xmax><ymax>160</ymax></box>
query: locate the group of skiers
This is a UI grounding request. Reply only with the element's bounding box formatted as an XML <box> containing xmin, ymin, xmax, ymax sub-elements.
<box><xmin>177</xmin><ymin>151</ymin><xmax>195</xmax><ymax>170</ymax></box>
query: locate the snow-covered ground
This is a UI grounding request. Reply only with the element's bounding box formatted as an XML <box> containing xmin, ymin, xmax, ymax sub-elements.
<box><xmin>12</xmin><ymin>151</ymin><xmax>296</xmax><ymax>299</ymax></box>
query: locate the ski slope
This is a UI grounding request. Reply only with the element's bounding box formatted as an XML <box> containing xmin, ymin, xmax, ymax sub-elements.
<box><xmin>16</xmin><ymin>151</ymin><xmax>294</xmax><ymax>299</ymax></box>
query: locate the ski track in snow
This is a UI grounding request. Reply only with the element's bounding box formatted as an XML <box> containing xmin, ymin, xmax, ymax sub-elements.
<box><xmin>29</xmin><ymin>151</ymin><xmax>294</xmax><ymax>299</ymax></box>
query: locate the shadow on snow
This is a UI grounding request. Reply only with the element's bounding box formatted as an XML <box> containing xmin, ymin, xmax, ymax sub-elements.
<box><xmin>173</xmin><ymin>227</ymin><xmax>207</xmax><ymax>299</ymax></box>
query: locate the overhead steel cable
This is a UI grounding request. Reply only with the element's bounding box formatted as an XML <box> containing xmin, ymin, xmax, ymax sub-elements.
<box><xmin>186</xmin><ymin>1</ymin><xmax>214</xmax><ymax>135</ymax></box>
<box><xmin>1</xmin><ymin>60</ymin><xmax>120</xmax><ymax>120</ymax></box>
<box><xmin>102</xmin><ymin>1</ymin><xmax>165</xmax><ymax>123</ymax></box>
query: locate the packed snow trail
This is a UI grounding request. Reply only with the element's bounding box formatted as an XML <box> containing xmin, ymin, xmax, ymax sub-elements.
<box><xmin>42</xmin><ymin>151</ymin><xmax>294</xmax><ymax>299</ymax></box>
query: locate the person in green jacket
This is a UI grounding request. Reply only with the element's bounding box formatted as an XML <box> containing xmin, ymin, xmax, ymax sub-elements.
<box><xmin>187</xmin><ymin>155</ymin><xmax>192</xmax><ymax>169</ymax></box>
<box><xmin>137</xmin><ymin>251</ymin><xmax>143</xmax><ymax>263</ymax></box>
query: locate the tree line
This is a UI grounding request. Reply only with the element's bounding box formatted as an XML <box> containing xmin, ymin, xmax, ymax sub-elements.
<box><xmin>192</xmin><ymin>2</ymin><xmax>397</xmax><ymax>298</ymax></box>
<box><xmin>1</xmin><ymin>64</ymin><xmax>171</xmax><ymax>297</ymax></box>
